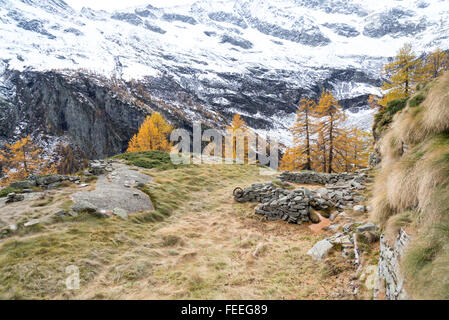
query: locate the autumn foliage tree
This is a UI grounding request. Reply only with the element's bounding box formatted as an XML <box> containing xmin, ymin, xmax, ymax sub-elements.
<box><xmin>421</xmin><ymin>48</ymin><xmax>449</xmax><ymax>79</ymax></box>
<box><xmin>127</xmin><ymin>112</ymin><xmax>173</xmax><ymax>152</ymax></box>
<box><xmin>290</xmin><ymin>98</ymin><xmax>316</xmax><ymax>170</ymax></box>
<box><xmin>55</xmin><ymin>143</ymin><xmax>87</xmax><ymax>175</ymax></box>
<box><xmin>380</xmin><ymin>43</ymin><xmax>422</xmax><ymax>107</ymax></box>
<box><xmin>334</xmin><ymin>128</ymin><xmax>373</xmax><ymax>172</ymax></box>
<box><xmin>281</xmin><ymin>91</ymin><xmax>372</xmax><ymax>173</ymax></box>
<box><xmin>0</xmin><ymin>135</ymin><xmax>55</xmax><ymax>185</ymax></box>
<box><xmin>314</xmin><ymin>90</ymin><xmax>347</xmax><ymax>173</ymax></box>
<box><xmin>226</xmin><ymin>114</ymin><xmax>254</xmax><ymax>163</ymax></box>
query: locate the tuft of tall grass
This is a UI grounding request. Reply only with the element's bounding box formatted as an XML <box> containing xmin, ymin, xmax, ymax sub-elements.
<box><xmin>371</xmin><ymin>70</ymin><xmax>449</xmax><ymax>299</ymax></box>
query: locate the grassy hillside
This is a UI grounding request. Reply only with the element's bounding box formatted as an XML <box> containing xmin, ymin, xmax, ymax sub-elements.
<box><xmin>0</xmin><ymin>154</ymin><xmax>357</xmax><ymax>299</ymax></box>
<box><xmin>371</xmin><ymin>71</ymin><xmax>449</xmax><ymax>299</ymax></box>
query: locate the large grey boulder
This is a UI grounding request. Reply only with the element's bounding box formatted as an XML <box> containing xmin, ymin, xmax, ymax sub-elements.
<box><xmin>71</xmin><ymin>200</ymin><xmax>98</xmax><ymax>214</ymax></box>
<box><xmin>307</xmin><ymin>239</ymin><xmax>334</xmax><ymax>261</ymax></box>
<box><xmin>356</xmin><ymin>222</ymin><xmax>377</xmax><ymax>233</ymax></box>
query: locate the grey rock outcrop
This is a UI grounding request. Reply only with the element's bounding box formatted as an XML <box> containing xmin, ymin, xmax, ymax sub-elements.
<box><xmin>88</xmin><ymin>160</ymin><xmax>113</xmax><ymax>175</ymax></box>
<box><xmin>71</xmin><ymin>200</ymin><xmax>97</xmax><ymax>214</ymax></box>
<box><xmin>374</xmin><ymin>229</ymin><xmax>410</xmax><ymax>300</ymax></box>
<box><xmin>9</xmin><ymin>174</ymin><xmax>80</xmax><ymax>189</ymax></box>
<box><xmin>307</xmin><ymin>239</ymin><xmax>334</xmax><ymax>260</ymax></box>
<box><xmin>2</xmin><ymin>70</ymin><xmax>150</xmax><ymax>159</ymax></box>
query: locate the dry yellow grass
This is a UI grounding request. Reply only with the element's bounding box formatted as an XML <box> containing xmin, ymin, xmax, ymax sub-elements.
<box><xmin>0</xmin><ymin>163</ymin><xmax>357</xmax><ymax>300</ymax></box>
<box><xmin>371</xmin><ymin>70</ymin><xmax>449</xmax><ymax>299</ymax></box>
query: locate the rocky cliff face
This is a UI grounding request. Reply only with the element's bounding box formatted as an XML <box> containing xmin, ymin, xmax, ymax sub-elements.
<box><xmin>1</xmin><ymin>70</ymin><xmax>149</xmax><ymax>159</ymax></box>
<box><xmin>0</xmin><ymin>66</ymin><xmax>231</xmax><ymax>159</ymax></box>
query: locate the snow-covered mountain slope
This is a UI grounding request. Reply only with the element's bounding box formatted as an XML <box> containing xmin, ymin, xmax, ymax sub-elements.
<box><xmin>1</xmin><ymin>0</ymin><xmax>449</xmax><ymax>147</ymax></box>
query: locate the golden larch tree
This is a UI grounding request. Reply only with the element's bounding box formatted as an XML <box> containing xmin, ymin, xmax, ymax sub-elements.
<box><xmin>290</xmin><ymin>98</ymin><xmax>316</xmax><ymax>170</ymax></box>
<box><xmin>334</xmin><ymin>128</ymin><xmax>373</xmax><ymax>172</ymax></box>
<box><xmin>315</xmin><ymin>90</ymin><xmax>346</xmax><ymax>173</ymax></box>
<box><xmin>226</xmin><ymin>114</ymin><xmax>252</xmax><ymax>162</ymax></box>
<box><xmin>280</xmin><ymin>147</ymin><xmax>302</xmax><ymax>171</ymax></box>
<box><xmin>127</xmin><ymin>112</ymin><xmax>173</xmax><ymax>152</ymax></box>
<box><xmin>421</xmin><ymin>48</ymin><xmax>449</xmax><ymax>79</ymax></box>
<box><xmin>311</xmin><ymin>130</ymin><xmax>328</xmax><ymax>173</ymax></box>
<box><xmin>380</xmin><ymin>43</ymin><xmax>421</xmax><ymax>106</ymax></box>
<box><xmin>0</xmin><ymin>135</ymin><xmax>55</xmax><ymax>185</ymax></box>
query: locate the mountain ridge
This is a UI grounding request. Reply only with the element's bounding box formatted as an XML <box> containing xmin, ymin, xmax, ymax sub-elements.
<box><xmin>1</xmin><ymin>0</ymin><xmax>449</xmax><ymax>148</ymax></box>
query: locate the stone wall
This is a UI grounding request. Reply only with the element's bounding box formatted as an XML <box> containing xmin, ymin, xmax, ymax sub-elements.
<box><xmin>278</xmin><ymin>170</ymin><xmax>367</xmax><ymax>186</ymax></box>
<box><xmin>233</xmin><ymin>171</ymin><xmax>368</xmax><ymax>225</ymax></box>
<box><xmin>374</xmin><ymin>228</ymin><xmax>410</xmax><ymax>300</ymax></box>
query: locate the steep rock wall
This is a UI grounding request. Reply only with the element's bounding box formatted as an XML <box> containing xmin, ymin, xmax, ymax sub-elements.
<box><xmin>374</xmin><ymin>228</ymin><xmax>410</xmax><ymax>300</ymax></box>
<box><xmin>1</xmin><ymin>70</ymin><xmax>150</xmax><ymax>159</ymax></box>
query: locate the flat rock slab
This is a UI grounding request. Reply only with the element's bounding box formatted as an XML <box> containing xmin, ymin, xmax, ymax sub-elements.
<box><xmin>307</xmin><ymin>239</ymin><xmax>333</xmax><ymax>261</ymax></box>
<box><xmin>71</xmin><ymin>163</ymin><xmax>153</xmax><ymax>213</ymax></box>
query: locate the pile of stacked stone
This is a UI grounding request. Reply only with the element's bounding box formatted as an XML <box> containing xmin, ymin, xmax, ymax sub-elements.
<box><xmin>85</xmin><ymin>160</ymin><xmax>114</xmax><ymax>176</ymax></box>
<box><xmin>234</xmin><ymin>183</ymin><xmax>360</xmax><ymax>225</ymax></box>
<box><xmin>5</xmin><ymin>192</ymin><xmax>25</xmax><ymax>204</ymax></box>
<box><xmin>316</xmin><ymin>185</ymin><xmax>366</xmax><ymax>211</ymax></box>
<box><xmin>233</xmin><ymin>170</ymin><xmax>369</xmax><ymax>225</ymax></box>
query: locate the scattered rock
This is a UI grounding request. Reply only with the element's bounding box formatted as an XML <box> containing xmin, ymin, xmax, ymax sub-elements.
<box><xmin>362</xmin><ymin>231</ymin><xmax>380</xmax><ymax>244</ymax></box>
<box><xmin>353</xmin><ymin>196</ymin><xmax>366</xmax><ymax>203</ymax></box>
<box><xmin>113</xmin><ymin>208</ymin><xmax>128</xmax><ymax>219</ymax></box>
<box><xmin>309</xmin><ymin>210</ymin><xmax>321</xmax><ymax>224</ymax></box>
<box><xmin>5</xmin><ymin>193</ymin><xmax>25</xmax><ymax>204</ymax></box>
<box><xmin>24</xmin><ymin>219</ymin><xmax>40</xmax><ymax>227</ymax></box>
<box><xmin>55</xmin><ymin>210</ymin><xmax>66</xmax><ymax>217</ymax></box>
<box><xmin>343</xmin><ymin>223</ymin><xmax>355</xmax><ymax>233</ymax></box>
<box><xmin>307</xmin><ymin>239</ymin><xmax>333</xmax><ymax>261</ymax></box>
<box><xmin>356</xmin><ymin>222</ymin><xmax>377</xmax><ymax>233</ymax></box>
<box><xmin>98</xmin><ymin>209</ymin><xmax>111</xmax><ymax>218</ymax></box>
<box><xmin>252</xmin><ymin>242</ymin><xmax>266</xmax><ymax>257</ymax></box>
<box><xmin>9</xmin><ymin>174</ymin><xmax>80</xmax><ymax>191</ymax></box>
<box><xmin>71</xmin><ymin>200</ymin><xmax>97</xmax><ymax>214</ymax></box>
<box><xmin>361</xmin><ymin>265</ymin><xmax>378</xmax><ymax>290</ymax></box>
<box><xmin>9</xmin><ymin>224</ymin><xmax>18</xmax><ymax>232</ymax></box>
<box><xmin>324</xmin><ymin>224</ymin><xmax>339</xmax><ymax>231</ymax></box>
<box><xmin>353</xmin><ymin>205</ymin><xmax>365</xmax><ymax>213</ymax></box>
